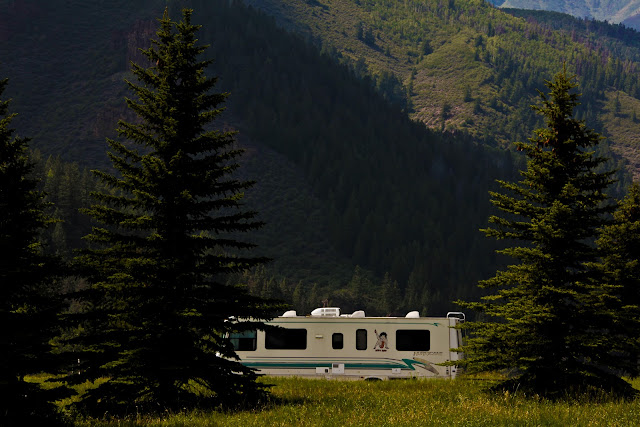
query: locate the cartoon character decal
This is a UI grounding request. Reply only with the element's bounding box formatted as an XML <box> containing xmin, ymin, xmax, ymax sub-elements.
<box><xmin>374</xmin><ymin>330</ymin><xmax>388</xmax><ymax>351</ymax></box>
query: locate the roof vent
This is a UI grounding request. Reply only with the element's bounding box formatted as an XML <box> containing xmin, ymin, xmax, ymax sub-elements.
<box><xmin>282</xmin><ymin>310</ymin><xmax>297</xmax><ymax>317</ymax></box>
<box><xmin>341</xmin><ymin>310</ymin><xmax>366</xmax><ymax>318</ymax></box>
<box><xmin>405</xmin><ymin>311</ymin><xmax>420</xmax><ymax>318</ymax></box>
<box><xmin>311</xmin><ymin>307</ymin><xmax>340</xmax><ymax>317</ymax></box>
<box><xmin>447</xmin><ymin>312</ymin><xmax>465</xmax><ymax>321</ymax></box>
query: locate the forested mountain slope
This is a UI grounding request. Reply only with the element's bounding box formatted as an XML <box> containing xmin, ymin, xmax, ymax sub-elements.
<box><xmin>243</xmin><ymin>0</ymin><xmax>640</xmax><ymax>179</ymax></box>
<box><xmin>495</xmin><ymin>0</ymin><xmax>640</xmax><ymax>29</ymax></box>
<box><xmin>0</xmin><ymin>0</ymin><xmax>530</xmax><ymax>315</ymax></box>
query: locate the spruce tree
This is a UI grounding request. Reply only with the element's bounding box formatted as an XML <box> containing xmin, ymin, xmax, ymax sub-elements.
<box><xmin>596</xmin><ymin>182</ymin><xmax>640</xmax><ymax>375</ymax></box>
<box><xmin>66</xmin><ymin>9</ymin><xmax>276</xmax><ymax>414</ymax></box>
<box><xmin>458</xmin><ymin>69</ymin><xmax>636</xmax><ymax>397</ymax></box>
<box><xmin>0</xmin><ymin>77</ymin><xmax>69</xmax><ymax>424</ymax></box>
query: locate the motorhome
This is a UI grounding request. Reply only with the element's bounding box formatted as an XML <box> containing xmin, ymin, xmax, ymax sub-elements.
<box><xmin>230</xmin><ymin>307</ymin><xmax>465</xmax><ymax>380</ymax></box>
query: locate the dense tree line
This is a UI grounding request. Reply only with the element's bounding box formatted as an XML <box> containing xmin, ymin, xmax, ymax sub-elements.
<box><xmin>503</xmin><ymin>8</ymin><xmax>640</xmax><ymax>55</ymax></box>
<box><xmin>29</xmin><ymin>153</ymin><xmax>98</xmax><ymax>257</ymax></box>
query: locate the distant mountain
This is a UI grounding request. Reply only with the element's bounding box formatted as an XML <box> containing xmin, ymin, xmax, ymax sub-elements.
<box><xmin>497</xmin><ymin>0</ymin><xmax>640</xmax><ymax>29</ymax></box>
<box><xmin>243</xmin><ymin>0</ymin><xmax>640</xmax><ymax>179</ymax></box>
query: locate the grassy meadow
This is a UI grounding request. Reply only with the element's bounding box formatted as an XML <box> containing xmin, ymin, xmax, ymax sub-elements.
<box><xmin>51</xmin><ymin>376</ymin><xmax>640</xmax><ymax>426</ymax></box>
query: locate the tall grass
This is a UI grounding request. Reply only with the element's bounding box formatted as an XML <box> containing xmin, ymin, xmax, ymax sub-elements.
<box><xmin>69</xmin><ymin>376</ymin><xmax>640</xmax><ymax>426</ymax></box>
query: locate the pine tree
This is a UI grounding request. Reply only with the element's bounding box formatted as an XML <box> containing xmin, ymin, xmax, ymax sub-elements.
<box><xmin>458</xmin><ymin>69</ymin><xmax>636</xmax><ymax>398</ymax></box>
<box><xmin>0</xmin><ymin>77</ymin><xmax>69</xmax><ymax>424</ymax></box>
<box><xmin>596</xmin><ymin>182</ymin><xmax>640</xmax><ymax>375</ymax></box>
<box><xmin>65</xmin><ymin>9</ymin><xmax>276</xmax><ymax>414</ymax></box>
<box><xmin>380</xmin><ymin>272</ymin><xmax>401</xmax><ymax>316</ymax></box>
<box><xmin>292</xmin><ymin>281</ymin><xmax>307</xmax><ymax>314</ymax></box>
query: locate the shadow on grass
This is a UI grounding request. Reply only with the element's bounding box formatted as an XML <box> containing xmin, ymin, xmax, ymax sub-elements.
<box><xmin>485</xmin><ymin>374</ymin><xmax>639</xmax><ymax>403</ymax></box>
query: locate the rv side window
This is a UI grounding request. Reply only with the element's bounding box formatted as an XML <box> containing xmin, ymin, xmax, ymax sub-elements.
<box><xmin>229</xmin><ymin>330</ymin><xmax>257</xmax><ymax>351</ymax></box>
<box><xmin>265</xmin><ymin>328</ymin><xmax>307</xmax><ymax>350</ymax></box>
<box><xmin>356</xmin><ymin>329</ymin><xmax>367</xmax><ymax>350</ymax></box>
<box><xmin>396</xmin><ymin>329</ymin><xmax>430</xmax><ymax>351</ymax></box>
<box><xmin>332</xmin><ymin>333</ymin><xmax>343</xmax><ymax>349</ymax></box>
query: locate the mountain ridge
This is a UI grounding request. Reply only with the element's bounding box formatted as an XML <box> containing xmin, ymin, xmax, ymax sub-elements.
<box><xmin>494</xmin><ymin>0</ymin><xmax>640</xmax><ymax>29</ymax></box>
<box><xmin>242</xmin><ymin>0</ymin><xmax>640</xmax><ymax>179</ymax></box>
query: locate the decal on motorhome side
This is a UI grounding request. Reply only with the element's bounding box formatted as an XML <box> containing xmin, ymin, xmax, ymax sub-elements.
<box><xmin>374</xmin><ymin>330</ymin><xmax>388</xmax><ymax>352</ymax></box>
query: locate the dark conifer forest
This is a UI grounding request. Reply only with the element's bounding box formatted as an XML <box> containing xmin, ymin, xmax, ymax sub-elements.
<box><xmin>0</xmin><ymin>0</ymin><xmax>637</xmax><ymax>317</ymax></box>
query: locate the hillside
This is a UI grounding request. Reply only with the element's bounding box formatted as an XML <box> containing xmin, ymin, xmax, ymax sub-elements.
<box><xmin>243</xmin><ymin>0</ymin><xmax>640</xmax><ymax>179</ymax></box>
<box><xmin>495</xmin><ymin>0</ymin><xmax>640</xmax><ymax>29</ymax></box>
<box><xmin>0</xmin><ymin>0</ymin><xmax>357</xmax><ymax>285</ymax></box>
<box><xmin>0</xmin><ymin>0</ymin><xmax>532</xmax><ymax>315</ymax></box>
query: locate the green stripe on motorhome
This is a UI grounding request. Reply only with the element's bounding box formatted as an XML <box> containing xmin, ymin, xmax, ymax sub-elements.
<box><xmin>242</xmin><ymin>358</ymin><xmax>430</xmax><ymax>371</ymax></box>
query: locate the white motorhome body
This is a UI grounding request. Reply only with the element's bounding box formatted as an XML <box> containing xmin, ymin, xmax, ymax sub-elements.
<box><xmin>231</xmin><ymin>307</ymin><xmax>464</xmax><ymax>380</ymax></box>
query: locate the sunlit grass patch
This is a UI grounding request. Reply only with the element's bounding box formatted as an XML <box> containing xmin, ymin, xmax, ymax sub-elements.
<box><xmin>26</xmin><ymin>373</ymin><xmax>109</xmax><ymax>411</ymax></box>
<box><xmin>26</xmin><ymin>374</ymin><xmax>640</xmax><ymax>426</ymax></box>
<box><xmin>183</xmin><ymin>376</ymin><xmax>640</xmax><ymax>427</ymax></box>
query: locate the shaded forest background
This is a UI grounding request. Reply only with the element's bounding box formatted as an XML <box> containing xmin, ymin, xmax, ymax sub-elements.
<box><xmin>2</xmin><ymin>0</ymin><xmax>639</xmax><ymax>315</ymax></box>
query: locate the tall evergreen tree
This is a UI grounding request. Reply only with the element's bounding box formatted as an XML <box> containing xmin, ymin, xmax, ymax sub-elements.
<box><xmin>458</xmin><ymin>69</ymin><xmax>636</xmax><ymax>397</ymax></box>
<box><xmin>0</xmin><ymin>77</ymin><xmax>69</xmax><ymax>424</ymax></box>
<box><xmin>65</xmin><ymin>9</ymin><xmax>276</xmax><ymax>414</ymax></box>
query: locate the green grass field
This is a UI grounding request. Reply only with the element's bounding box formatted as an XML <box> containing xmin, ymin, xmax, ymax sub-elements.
<box><xmin>67</xmin><ymin>376</ymin><xmax>640</xmax><ymax>426</ymax></box>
